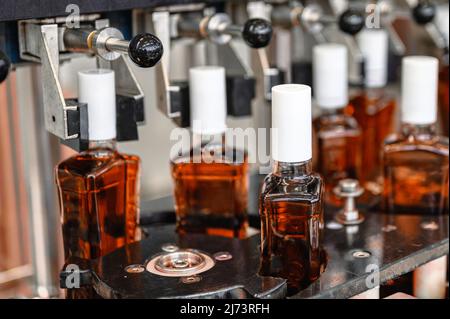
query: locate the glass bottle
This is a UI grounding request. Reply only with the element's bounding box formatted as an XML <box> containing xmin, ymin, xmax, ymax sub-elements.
<box><xmin>259</xmin><ymin>84</ymin><xmax>325</xmax><ymax>296</ymax></box>
<box><xmin>56</xmin><ymin>70</ymin><xmax>141</xmax><ymax>298</ymax></box>
<box><xmin>438</xmin><ymin>62</ymin><xmax>449</xmax><ymax>137</ymax></box>
<box><xmin>171</xmin><ymin>66</ymin><xmax>249</xmax><ymax>239</ymax></box>
<box><xmin>383</xmin><ymin>56</ymin><xmax>449</xmax><ymax>215</ymax></box>
<box><xmin>312</xmin><ymin>43</ymin><xmax>362</xmax><ymax>205</ymax></box>
<box><xmin>347</xmin><ymin>29</ymin><xmax>397</xmax><ymax>191</ymax></box>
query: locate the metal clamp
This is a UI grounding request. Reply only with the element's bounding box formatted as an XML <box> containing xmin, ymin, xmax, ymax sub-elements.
<box><xmin>18</xmin><ymin>18</ymin><xmax>162</xmax><ymax>148</ymax></box>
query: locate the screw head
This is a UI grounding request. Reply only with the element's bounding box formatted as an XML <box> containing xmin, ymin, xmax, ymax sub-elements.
<box><xmin>213</xmin><ymin>251</ymin><xmax>233</xmax><ymax>261</ymax></box>
<box><xmin>125</xmin><ymin>264</ymin><xmax>145</xmax><ymax>273</ymax></box>
<box><xmin>352</xmin><ymin>250</ymin><xmax>371</xmax><ymax>259</ymax></box>
<box><xmin>334</xmin><ymin>179</ymin><xmax>364</xmax><ymax>197</ymax></box>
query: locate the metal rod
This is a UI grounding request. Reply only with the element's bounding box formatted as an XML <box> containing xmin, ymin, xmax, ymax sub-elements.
<box><xmin>105</xmin><ymin>38</ymin><xmax>129</xmax><ymax>54</ymax></box>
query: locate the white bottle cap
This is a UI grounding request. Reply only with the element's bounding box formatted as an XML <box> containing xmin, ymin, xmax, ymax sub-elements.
<box><xmin>313</xmin><ymin>43</ymin><xmax>348</xmax><ymax>109</ymax></box>
<box><xmin>272</xmin><ymin>84</ymin><xmax>312</xmax><ymax>163</ymax></box>
<box><xmin>78</xmin><ymin>69</ymin><xmax>116</xmax><ymax>141</ymax></box>
<box><xmin>189</xmin><ymin>66</ymin><xmax>227</xmax><ymax>135</ymax></box>
<box><xmin>357</xmin><ymin>29</ymin><xmax>389</xmax><ymax>88</ymax></box>
<box><xmin>401</xmin><ymin>56</ymin><xmax>439</xmax><ymax>125</ymax></box>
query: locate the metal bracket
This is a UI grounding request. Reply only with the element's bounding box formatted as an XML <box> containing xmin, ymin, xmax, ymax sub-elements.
<box><xmin>150</xmin><ymin>11</ymin><xmax>187</xmax><ymax>126</ymax></box>
<box><xmin>18</xmin><ymin>18</ymin><xmax>146</xmax><ymax>145</ymax></box>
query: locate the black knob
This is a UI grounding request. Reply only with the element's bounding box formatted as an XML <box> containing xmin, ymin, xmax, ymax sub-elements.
<box><xmin>412</xmin><ymin>1</ymin><xmax>436</xmax><ymax>25</ymax></box>
<box><xmin>0</xmin><ymin>50</ymin><xmax>11</xmax><ymax>84</ymax></box>
<box><xmin>242</xmin><ymin>19</ymin><xmax>273</xmax><ymax>49</ymax></box>
<box><xmin>128</xmin><ymin>33</ymin><xmax>164</xmax><ymax>68</ymax></box>
<box><xmin>339</xmin><ymin>9</ymin><xmax>365</xmax><ymax>35</ymax></box>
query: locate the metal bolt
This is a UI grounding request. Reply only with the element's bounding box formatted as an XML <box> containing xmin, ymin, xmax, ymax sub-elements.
<box><xmin>333</xmin><ymin>179</ymin><xmax>365</xmax><ymax>226</ymax></box>
<box><xmin>161</xmin><ymin>243</ymin><xmax>179</xmax><ymax>253</ymax></box>
<box><xmin>213</xmin><ymin>251</ymin><xmax>233</xmax><ymax>261</ymax></box>
<box><xmin>125</xmin><ymin>264</ymin><xmax>145</xmax><ymax>274</ymax></box>
<box><xmin>180</xmin><ymin>275</ymin><xmax>202</xmax><ymax>284</ymax></box>
<box><xmin>352</xmin><ymin>250</ymin><xmax>371</xmax><ymax>259</ymax></box>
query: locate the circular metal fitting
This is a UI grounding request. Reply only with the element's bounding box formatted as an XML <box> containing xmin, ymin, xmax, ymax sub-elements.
<box><xmin>92</xmin><ymin>27</ymin><xmax>124</xmax><ymax>61</ymax></box>
<box><xmin>301</xmin><ymin>4</ymin><xmax>325</xmax><ymax>34</ymax></box>
<box><xmin>125</xmin><ymin>264</ymin><xmax>145</xmax><ymax>274</ymax></box>
<box><xmin>180</xmin><ymin>275</ymin><xmax>202</xmax><ymax>284</ymax></box>
<box><xmin>213</xmin><ymin>251</ymin><xmax>233</xmax><ymax>261</ymax></box>
<box><xmin>206</xmin><ymin>13</ymin><xmax>233</xmax><ymax>45</ymax></box>
<box><xmin>352</xmin><ymin>250</ymin><xmax>371</xmax><ymax>259</ymax></box>
<box><xmin>334</xmin><ymin>179</ymin><xmax>365</xmax><ymax>226</ymax></box>
<box><xmin>161</xmin><ymin>243</ymin><xmax>179</xmax><ymax>253</ymax></box>
<box><xmin>146</xmin><ymin>249</ymin><xmax>215</xmax><ymax>278</ymax></box>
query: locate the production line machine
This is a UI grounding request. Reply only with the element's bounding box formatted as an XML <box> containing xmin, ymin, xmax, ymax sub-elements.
<box><xmin>0</xmin><ymin>0</ymin><xmax>448</xmax><ymax>299</ymax></box>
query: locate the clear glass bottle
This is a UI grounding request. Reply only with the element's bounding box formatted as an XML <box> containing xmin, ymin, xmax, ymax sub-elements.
<box><xmin>383</xmin><ymin>56</ymin><xmax>449</xmax><ymax>215</ymax></box>
<box><xmin>312</xmin><ymin>44</ymin><xmax>362</xmax><ymax>205</ymax></box>
<box><xmin>171</xmin><ymin>66</ymin><xmax>249</xmax><ymax>238</ymax></box>
<box><xmin>259</xmin><ymin>84</ymin><xmax>325</xmax><ymax>296</ymax></box>
<box><xmin>348</xmin><ymin>29</ymin><xmax>397</xmax><ymax>194</ymax></box>
<box><xmin>55</xmin><ymin>70</ymin><xmax>141</xmax><ymax>298</ymax></box>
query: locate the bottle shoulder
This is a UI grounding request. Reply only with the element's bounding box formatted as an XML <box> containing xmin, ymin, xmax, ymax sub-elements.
<box><xmin>57</xmin><ymin>149</ymin><xmax>140</xmax><ymax>178</ymax></box>
<box><xmin>314</xmin><ymin>113</ymin><xmax>360</xmax><ymax>135</ymax></box>
<box><xmin>261</xmin><ymin>172</ymin><xmax>323</xmax><ymax>203</ymax></box>
<box><xmin>384</xmin><ymin>134</ymin><xmax>449</xmax><ymax>156</ymax></box>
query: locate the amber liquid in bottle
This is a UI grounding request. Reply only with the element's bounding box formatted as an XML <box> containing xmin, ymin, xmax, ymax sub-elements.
<box><xmin>438</xmin><ymin>65</ymin><xmax>449</xmax><ymax>137</ymax></box>
<box><xmin>56</xmin><ymin>141</ymin><xmax>140</xmax><ymax>298</ymax></box>
<box><xmin>171</xmin><ymin>135</ymin><xmax>248</xmax><ymax>238</ymax></box>
<box><xmin>348</xmin><ymin>89</ymin><xmax>396</xmax><ymax>186</ymax></box>
<box><xmin>383</xmin><ymin>124</ymin><xmax>449</xmax><ymax>215</ymax></box>
<box><xmin>259</xmin><ymin>161</ymin><xmax>326</xmax><ymax>296</ymax></box>
<box><xmin>314</xmin><ymin>108</ymin><xmax>362</xmax><ymax>205</ymax></box>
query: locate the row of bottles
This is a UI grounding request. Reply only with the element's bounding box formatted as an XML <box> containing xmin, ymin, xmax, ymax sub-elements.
<box><xmin>55</xmin><ymin>42</ymin><xmax>448</xmax><ymax>298</ymax></box>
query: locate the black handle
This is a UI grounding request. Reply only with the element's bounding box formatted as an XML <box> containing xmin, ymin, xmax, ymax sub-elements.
<box><xmin>128</xmin><ymin>33</ymin><xmax>164</xmax><ymax>68</ymax></box>
<box><xmin>412</xmin><ymin>1</ymin><xmax>436</xmax><ymax>25</ymax></box>
<box><xmin>339</xmin><ymin>9</ymin><xmax>365</xmax><ymax>35</ymax></box>
<box><xmin>0</xmin><ymin>50</ymin><xmax>11</xmax><ymax>84</ymax></box>
<box><xmin>242</xmin><ymin>19</ymin><xmax>273</xmax><ymax>49</ymax></box>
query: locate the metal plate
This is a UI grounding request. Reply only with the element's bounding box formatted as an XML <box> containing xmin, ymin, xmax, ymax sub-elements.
<box><xmin>89</xmin><ymin>226</ymin><xmax>287</xmax><ymax>299</ymax></box>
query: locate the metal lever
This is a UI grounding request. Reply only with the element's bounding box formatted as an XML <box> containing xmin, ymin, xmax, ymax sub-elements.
<box><xmin>271</xmin><ymin>4</ymin><xmax>364</xmax><ymax>36</ymax></box>
<box><xmin>411</xmin><ymin>0</ymin><xmax>448</xmax><ymax>52</ymax></box>
<box><xmin>333</xmin><ymin>179</ymin><xmax>365</xmax><ymax>226</ymax></box>
<box><xmin>178</xmin><ymin>13</ymin><xmax>273</xmax><ymax>48</ymax></box>
<box><xmin>63</xmin><ymin>28</ymin><xmax>163</xmax><ymax>68</ymax></box>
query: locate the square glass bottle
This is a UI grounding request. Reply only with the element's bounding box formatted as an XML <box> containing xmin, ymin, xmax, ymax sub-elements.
<box><xmin>312</xmin><ymin>44</ymin><xmax>362</xmax><ymax>205</ymax></box>
<box><xmin>56</xmin><ymin>70</ymin><xmax>141</xmax><ymax>298</ymax></box>
<box><xmin>382</xmin><ymin>56</ymin><xmax>449</xmax><ymax>215</ymax></box>
<box><xmin>348</xmin><ymin>29</ymin><xmax>397</xmax><ymax>190</ymax></box>
<box><xmin>259</xmin><ymin>84</ymin><xmax>325</xmax><ymax>296</ymax></box>
<box><xmin>171</xmin><ymin>66</ymin><xmax>249</xmax><ymax>239</ymax></box>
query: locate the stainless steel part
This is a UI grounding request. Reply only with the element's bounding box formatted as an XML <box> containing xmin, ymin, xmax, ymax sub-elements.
<box><xmin>150</xmin><ymin>11</ymin><xmax>183</xmax><ymax>120</ymax></box>
<box><xmin>334</xmin><ymin>179</ymin><xmax>365</xmax><ymax>226</ymax></box>
<box><xmin>146</xmin><ymin>249</ymin><xmax>215</xmax><ymax>278</ymax></box>
<box><xmin>18</xmin><ymin>18</ymin><xmax>144</xmax><ymax>140</ymax></box>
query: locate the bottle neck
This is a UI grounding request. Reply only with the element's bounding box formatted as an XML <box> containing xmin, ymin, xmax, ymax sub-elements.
<box><xmin>192</xmin><ymin>131</ymin><xmax>226</xmax><ymax>147</ymax></box>
<box><xmin>364</xmin><ymin>86</ymin><xmax>385</xmax><ymax>98</ymax></box>
<box><xmin>272</xmin><ymin>160</ymin><xmax>313</xmax><ymax>177</ymax></box>
<box><xmin>87</xmin><ymin>139</ymin><xmax>117</xmax><ymax>156</ymax></box>
<box><xmin>320</xmin><ymin>107</ymin><xmax>345</xmax><ymax>117</ymax></box>
<box><xmin>401</xmin><ymin>123</ymin><xmax>437</xmax><ymax>140</ymax></box>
